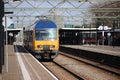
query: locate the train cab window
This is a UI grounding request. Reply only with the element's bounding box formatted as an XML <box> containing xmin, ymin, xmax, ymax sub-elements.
<box><xmin>35</xmin><ymin>29</ymin><xmax>57</xmax><ymax>40</ymax></box>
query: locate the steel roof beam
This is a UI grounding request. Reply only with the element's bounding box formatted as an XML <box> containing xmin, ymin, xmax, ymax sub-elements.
<box><xmin>5</xmin><ymin>7</ymin><xmax>120</xmax><ymax>11</ymax></box>
<box><xmin>5</xmin><ymin>15</ymin><xmax>117</xmax><ymax>18</ymax></box>
<box><xmin>14</xmin><ymin>0</ymin><xmax>120</xmax><ymax>1</ymax></box>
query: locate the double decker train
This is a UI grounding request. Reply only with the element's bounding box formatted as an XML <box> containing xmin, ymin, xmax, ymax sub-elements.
<box><xmin>23</xmin><ymin>19</ymin><xmax>59</xmax><ymax>60</ymax></box>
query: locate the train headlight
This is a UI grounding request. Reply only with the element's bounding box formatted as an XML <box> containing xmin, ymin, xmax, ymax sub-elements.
<box><xmin>50</xmin><ymin>45</ymin><xmax>55</xmax><ymax>48</ymax></box>
<box><xmin>37</xmin><ymin>45</ymin><xmax>42</xmax><ymax>48</ymax></box>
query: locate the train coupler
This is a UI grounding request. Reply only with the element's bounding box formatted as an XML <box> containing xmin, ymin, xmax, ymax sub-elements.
<box><xmin>44</xmin><ymin>53</ymin><xmax>50</xmax><ymax>59</ymax></box>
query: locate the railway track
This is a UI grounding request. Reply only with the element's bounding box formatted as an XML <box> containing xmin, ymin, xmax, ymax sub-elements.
<box><xmin>22</xmin><ymin>45</ymin><xmax>83</xmax><ymax>80</ymax></box>
<box><xmin>41</xmin><ymin>52</ymin><xmax>120</xmax><ymax>80</ymax></box>
<box><xmin>20</xmin><ymin>45</ymin><xmax>120</xmax><ymax>80</ymax></box>
<box><xmin>41</xmin><ymin>61</ymin><xmax>84</xmax><ymax>80</ymax></box>
<box><xmin>59</xmin><ymin>52</ymin><xmax>120</xmax><ymax>76</ymax></box>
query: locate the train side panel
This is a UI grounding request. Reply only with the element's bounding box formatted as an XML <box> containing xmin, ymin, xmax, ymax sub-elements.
<box><xmin>23</xmin><ymin>31</ymin><xmax>34</xmax><ymax>52</ymax></box>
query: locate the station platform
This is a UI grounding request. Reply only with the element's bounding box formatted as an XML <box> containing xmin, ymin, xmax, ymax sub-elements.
<box><xmin>60</xmin><ymin>45</ymin><xmax>120</xmax><ymax>57</ymax></box>
<box><xmin>60</xmin><ymin>45</ymin><xmax>120</xmax><ymax>69</ymax></box>
<box><xmin>0</xmin><ymin>44</ymin><xmax>58</xmax><ymax>80</ymax></box>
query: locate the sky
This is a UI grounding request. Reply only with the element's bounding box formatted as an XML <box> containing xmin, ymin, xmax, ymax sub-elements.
<box><xmin>4</xmin><ymin>0</ymin><xmax>113</xmax><ymax>28</ymax></box>
<box><xmin>5</xmin><ymin>0</ymin><xmax>92</xmax><ymax>27</ymax></box>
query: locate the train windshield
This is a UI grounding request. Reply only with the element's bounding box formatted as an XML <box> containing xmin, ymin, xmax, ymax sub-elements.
<box><xmin>35</xmin><ymin>29</ymin><xmax>57</xmax><ymax>40</ymax></box>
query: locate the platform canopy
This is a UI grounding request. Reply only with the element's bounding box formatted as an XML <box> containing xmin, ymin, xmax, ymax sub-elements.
<box><xmin>4</xmin><ymin>0</ymin><xmax>120</xmax><ymax>28</ymax></box>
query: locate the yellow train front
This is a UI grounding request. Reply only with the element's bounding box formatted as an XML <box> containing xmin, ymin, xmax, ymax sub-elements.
<box><xmin>23</xmin><ymin>19</ymin><xmax>59</xmax><ymax>60</ymax></box>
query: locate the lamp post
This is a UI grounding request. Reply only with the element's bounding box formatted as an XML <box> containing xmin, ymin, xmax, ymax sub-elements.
<box><xmin>98</xmin><ymin>25</ymin><xmax>110</xmax><ymax>46</ymax></box>
<box><xmin>4</xmin><ymin>12</ymin><xmax>13</xmax><ymax>73</ymax></box>
<box><xmin>107</xmin><ymin>32</ymin><xmax>111</xmax><ymax>45</ymax></box>
<box><xmin>5</xmin><ymin>16</ymin><xmax>8</xmax><ymax>72</ymax></box>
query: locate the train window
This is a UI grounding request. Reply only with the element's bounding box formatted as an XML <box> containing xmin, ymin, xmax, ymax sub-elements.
<box><xmin>35</xmin><ymin>29</ymin><xmax>57</xmax><ymax>40</ymax></box>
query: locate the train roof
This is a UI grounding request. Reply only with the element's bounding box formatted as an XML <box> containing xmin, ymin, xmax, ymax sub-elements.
<box><xmin>35</xmin><ymin>19</ymin><xmax>57</xmax><ymax>30</ymax></box>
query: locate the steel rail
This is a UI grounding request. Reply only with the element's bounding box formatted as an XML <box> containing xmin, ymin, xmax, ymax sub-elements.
<box><xmin>52</xmin><ymin>61</ymin><xmax>84</xmax><ymax>80</ymax></box>
<box><xmin>59</xmin><ymin>52</ymin><xmax>120</xmax><ymax>76</ymax></box>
